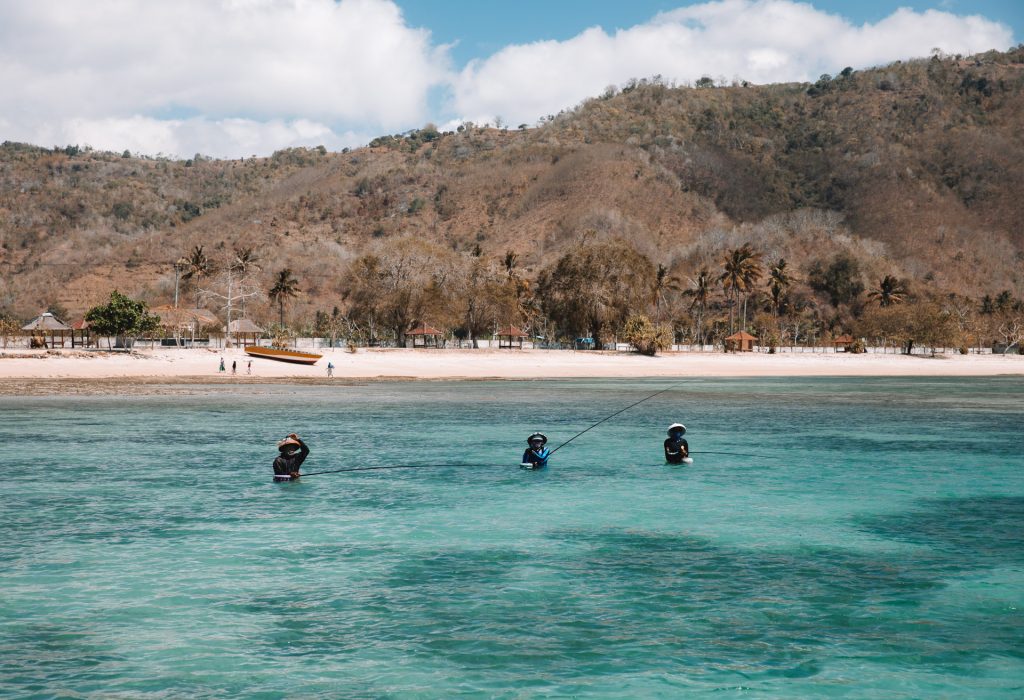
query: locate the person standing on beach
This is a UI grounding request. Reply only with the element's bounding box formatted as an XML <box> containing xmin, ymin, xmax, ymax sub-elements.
<box><xmin>219</xmin><ymin>357</ymin><xmax>225</xmax><ymax>372</ymax></box>
<box><xmin>327</xmin><ymin>361</ymin><xmax>334</xmax><ymax>378</ymax></box>
<box><xmin>664</xmin><ymin>423</ymin><xmax>689</xmax><ymax>464</ymax></box>
<box><xmin>521</xmin><ymin>432</ymin><xmax>550</xmax><ymax>469</ymax></box>
<box><xmin>273</xmin><ymin>434</ymin><xmax>310</xmax><ymax>481</ymax></box>
<box><xmin>247</xmin><ymin>360</ymin><xmax>252</xmax><ymax>375</ymax></box>
<box><xmin>232</xmin><ymin>360</ymin><xmax>237</xmax><ymax>375</ymax></box>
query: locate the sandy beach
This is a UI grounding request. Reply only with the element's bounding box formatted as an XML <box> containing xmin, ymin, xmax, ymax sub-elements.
<box><xmin>0</xmin><ymin>347</ymin><xmax>1021</xmax><ymax>393</ymax></box>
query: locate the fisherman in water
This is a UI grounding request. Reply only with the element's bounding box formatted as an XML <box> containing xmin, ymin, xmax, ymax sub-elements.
<box><xmin>273</xmin><ymin>433</ymin><xmax>309</xmax><ymax>481</ymax></box>
<box><xmin>521</xmin><ymin>432</ymin><xmax>550</xmax><ymax>469</ymax></box>
<box><xmin>664</xmin><ymin>423</ymin><xmax>689</xmax><ymax>464</ymax></box>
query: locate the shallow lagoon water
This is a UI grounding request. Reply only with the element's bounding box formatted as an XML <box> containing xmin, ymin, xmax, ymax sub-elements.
<box><xmin>1</xmin><ymin>377</ymin><xmax>1022</xmax><ymax>698</ymax></box>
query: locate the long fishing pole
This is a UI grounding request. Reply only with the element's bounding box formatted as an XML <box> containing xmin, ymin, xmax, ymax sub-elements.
<box><xmin>299</xmin><ymin>463</ymin><xmax>484</xmax><ymax>477</ymax></box>
<box><xmin>548</xmin><ymin>381</ymin><xmax>683</xmax><ymax>455</ymax></box>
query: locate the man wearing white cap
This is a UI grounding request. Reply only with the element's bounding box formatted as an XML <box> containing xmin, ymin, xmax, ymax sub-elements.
<box><xmin>273</xmin><ymin>433</ymin><xmax>310</xmax><ymax>481</ymax></box>
<box><xmin>664</xmin><ymin>423</ymin><xmax>689</xmax><ymax>464</ymax></box>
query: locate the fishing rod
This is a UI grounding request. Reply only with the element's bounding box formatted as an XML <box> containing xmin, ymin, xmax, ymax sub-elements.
<box><xmin>548</xmin><ymin>381</ymin><xmax>684</xmax><ymax>455</ymax></box>
<box><xmin>299</xmin><ymin>462</ymin><xmax>486</xmax><ymax>477</ymax></box>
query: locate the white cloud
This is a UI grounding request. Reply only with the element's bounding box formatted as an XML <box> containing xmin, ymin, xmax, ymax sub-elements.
<box><xmin>0</xmin><ymin>0</ymin><xmax>448</xmax><ymax>157</ymax></box>
<box><xmin>451</xmin><ymin>0</ymin><xmax>1014</xmax><ymax>127</ymax></box>
<box><xmin>0</xmin><ymin>1</ymin><xmax>1015</xmax><ymax>157</ymax></box>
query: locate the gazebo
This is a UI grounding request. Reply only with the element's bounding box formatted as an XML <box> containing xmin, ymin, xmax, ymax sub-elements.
<box><xmin>22</xmin><ymin>312</ymin><xmax>71</xmax><ymax>348</ymax></box>
<box><xmin>833</xmin><ymin>334</ymin><xmax>854</xmax><ymax>352</ymax></box>
<box><xmin>151</xmin><ymin>305</ymin><xmax>219</xmax><ymax>345</ymax></box>
<box><xmin>495</xmin><ymin>325</ymin><xmax>528</xmax><ymax>349</ymax></box>
<box><xmin>226</xmin><ymin>319</ymin><xmax>263</xmax><ymax>348</ymax></box>
<box><xmin>725</xmin><ymin>330</ymin><xmax>757</xmax><ymax>352</ymax></box>
<box><xmin>70</xmin><ymin>319</ymin><xmax>92</xmax><ymax>348</ymax></box>
<box><xmin>407</xmin><ymin>323</ymin><xmax>443</xmax><ymax>348</ymax></box>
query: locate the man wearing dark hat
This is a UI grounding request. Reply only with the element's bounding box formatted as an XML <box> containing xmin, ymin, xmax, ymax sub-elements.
<box><xmin>521</xmin><ymin>432</ymin><xmax>550</xmax><ymax>469</ymax></box>
<box><xmin>664</xmin><ymin>423</ymin><xmax>689</xmax><ymax>464</ymax></box>
<box><xmin>273</xmin><ymin>433</ymin><xmax>310</xmax><ymax>481</ymax></box>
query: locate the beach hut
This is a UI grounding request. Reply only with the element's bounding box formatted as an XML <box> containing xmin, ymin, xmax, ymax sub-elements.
<box><xmin>496</xmin><ymin>324</ymin><xmax>528</xmax><ymax>349</ymax></box>
<box><xmin>833</xmin><ymin>334</ymin><xmax>854</xmax><ymax>352</ymax></box>
<box><xmin>151</xmin><ymin>305</ymin><xmax>219</xmax><ymax>345</ymax></box>
<box><xmin>226</xmin><ymin>318</ymin><xmax>263</xmax><ymax>347</ymax></box>
<box><xmin>407</xmin><ymin>323</ymin><xmax>444</xmax><ymax>348</ymax></box>
<box><xmin>70</xmin><ymin>319</ymin><xmax>92</xmax><ymax>348</ymax></box>
<box><xmin>22</xmin><ymin>312</ymin><xmax>71</xmax><ymax>348</ymax></box>
<box><xmin>725</xmin><ymin>330</ymin><xmax>757</xmax><ymax>352</ymax></box>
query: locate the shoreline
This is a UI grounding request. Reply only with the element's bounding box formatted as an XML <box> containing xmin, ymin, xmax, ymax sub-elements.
<box><xmin>1</xmin><ymin>347</ymin><xmax>1021</xmax><ymax>395</ymax></box>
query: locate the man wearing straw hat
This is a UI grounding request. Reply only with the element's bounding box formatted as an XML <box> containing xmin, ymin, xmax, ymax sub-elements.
<box><xmin>273</xmin><ymin>433</ymin><xmax>310</xmax><ymax>481</ymax></box>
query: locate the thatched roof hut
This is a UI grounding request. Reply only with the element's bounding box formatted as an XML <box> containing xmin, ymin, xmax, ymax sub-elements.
<box><xmin>496</xmin><ymin>324</ymin><xmax>528</xmax><ymax>349</ymax></box>
<box><xmin>70</xmin><ymin>319</ymin><xmax>91</xmax><ymax>347</ymax></box>
<box><xmin>833</xmin><ymin>334</ymin><xmax>854</xmax><ymax>351</ymax></box>
<box><xmin>407</xmin><ymin>323</ymin><xmax>443</xmax><ymax>348</ymax></box>
<box><xmin>22</xmin><ymin>312</ymin><xmax>71</xmax><ymax>348</ymax></box>
<box><xmin>226</xmin><ymin>318</ymin><xmax>263</xmax><ymax>347</ymax></box>
<box><xmin>151</xmin><ymin>305</ymin><xmax>219</xmax><ymax>343</ymax></box>
<box><xmin>725</xmin><ymin>330</ymin><xmax>757</xmax><ymax>352</ymax></box>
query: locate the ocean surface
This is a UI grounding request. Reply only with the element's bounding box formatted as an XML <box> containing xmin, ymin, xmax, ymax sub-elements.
<box><xmin>1</xmin><ymin>377</ymin><xmax>1022</xmax><ymax>698</ymax></box>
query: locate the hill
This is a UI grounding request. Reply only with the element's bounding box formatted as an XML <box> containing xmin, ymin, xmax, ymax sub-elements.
<box><xmin>1</xmin><ymin>47</ymin><xmax>1022</xmax><ymax>338</ymax></box>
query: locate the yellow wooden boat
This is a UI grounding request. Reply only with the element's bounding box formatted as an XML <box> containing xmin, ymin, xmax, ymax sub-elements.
<box><xmin>244</xmin><ymin>346</ymin><xmax>322</xmax><ymax>365</ymax></box>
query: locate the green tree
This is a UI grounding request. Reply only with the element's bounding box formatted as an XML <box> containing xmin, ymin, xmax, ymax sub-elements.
<box><xmin>808</xmin><ymin>254</ymin><xmax>864</xmax><ymax>308</ymax></box>
<box><xmin>621</xmin><ymin>314</ymin><xmax>672</xmax><ymax>356</ymax></box>
<box><xmin>85</xmin><ymin>290</ymin><xmax>160</xmax><ymax>349</ymax></box>
<box><xmin>652</xmin><ymin>263</ymin><xmax>681</xmax><ymax>322</ymax></box>
<box><xmin>268</xmin><ymin>268</ymin><xmax>300</xmax><ymax>328</ymax></box>
<box><xmin>536</xmin><ymin>239</ymin><xmax>654</xmax><ymax>349</ymax></box>
<box><xmin>502</xmin><ymin>250</ymin><xmax>519</xmax><ymax>280</ymax></box>
<box><xmin>181</xmin><ymin>245</ymin><xmax>213</xmax><ymax>309</ymax></box>
<box><xmin>684</xmin><ymin>267</ymin><xmax>714</xmax><ymax>347</ymax></box>
<box><xmin>867</xmin><ymin>275</ymin><xmax>907</xmax><ymax>307</ymax></box>
<box><xmin>767</xmin><ymin>258</ymin><xmax>793</xmax><ymax>318</ymax></box>
<box><xmin>719</xmin><ymin>244</ymin><xmax>762</xmax><ymax>332</ymax></box>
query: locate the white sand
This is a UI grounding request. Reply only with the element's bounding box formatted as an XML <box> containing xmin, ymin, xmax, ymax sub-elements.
<box><xmin>0</xmin><ymin>347</ymin><xmax>1021</xmax><ymax>382</ymax></box>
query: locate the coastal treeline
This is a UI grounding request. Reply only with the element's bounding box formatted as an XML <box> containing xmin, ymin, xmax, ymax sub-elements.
<box><xmin>2</xmin><ymin>231</ymin><xmax>1022</xmax><ymax>355</ymax></box>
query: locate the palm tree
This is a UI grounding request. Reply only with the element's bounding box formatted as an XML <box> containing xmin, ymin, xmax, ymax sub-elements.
<box><xmin>719</xmin><ymin>244</ymin><xmax>762</xmax><ymax>332</ymax></box>
<box><xmin>502</xmin><ymin>250</ymin><xmax>519</xmax><ymax>280</ymax></box>
<box><xmin>767</xmin><ymin>258</ymin><xmax>793</xmax><ymax>318</ymax></box>
<box><xmin>867</xmin><ymin>275</ymin><xmax>907</xmax><ymax>307</ymax></box>
<box><xmin>684</xmin><ymin>267</ymin><xmax>713</xmax><ymax>347</ymax></box>
<box><xmin>181</xmin><ymin>245</ymin><xmax>212</xmax><ymax>309</ymax></box>
<box><xmin>231</xmin><ymin>247</ymin><xmax>261</xmax><ymax>317</ymax></box>
<box><xmin>652</xmin><ymin>263</ymin><xmax>681</xmax><ymax>322</ymax></box>
<box><xmin>268</xmin><ymin>268</ymin><xmax>300</xmax><ymax>328</ymax></box>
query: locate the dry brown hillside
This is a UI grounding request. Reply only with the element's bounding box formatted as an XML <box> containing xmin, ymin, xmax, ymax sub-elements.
<box><xmin>1</xmin><ymin>47</ymin><xmax>1022</xmax><ymax>325</ymax></box>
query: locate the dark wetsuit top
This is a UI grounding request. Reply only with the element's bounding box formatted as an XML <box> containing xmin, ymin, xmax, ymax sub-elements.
<box><xmin>522</xmin><ymin>447</ymin><xmax>550</xmax><ymax>469</ymax></box>
<box><xmin>273</xmin><ymin>440</ymin><xmax>310</xmax><ymax>476</ymax></box>
<box><xmin>664</xmin><ymin>437</ymin><xmax>689</xmax><ymax>464</ymax></box>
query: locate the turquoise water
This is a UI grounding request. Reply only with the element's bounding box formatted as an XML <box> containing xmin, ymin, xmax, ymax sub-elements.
<box><xmin>1</xmin><ymin>377</ymin><xmax>1022</xmax><ymax>698</ymax></box>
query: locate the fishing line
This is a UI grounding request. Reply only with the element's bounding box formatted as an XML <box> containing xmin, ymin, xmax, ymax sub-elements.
<box><xmin>298</xmin><ymin>463</ymin><xmax>489</xmax><ymax>477</ymax></box>
<box><xmin>548</xmin><ymin>381</ymin><xmax>684</xmax><ymax>455</ymax></box>
<box><xmin>690</xmin><ymin>451</ymin><xmax>773</xmax><ymax>459</ymax></box>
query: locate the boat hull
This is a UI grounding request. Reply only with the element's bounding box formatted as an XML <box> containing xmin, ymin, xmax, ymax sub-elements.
<box><xmin>244</xmin><ymin>346</ymin><xmax>322</xmax><ymax>365</ymax></box>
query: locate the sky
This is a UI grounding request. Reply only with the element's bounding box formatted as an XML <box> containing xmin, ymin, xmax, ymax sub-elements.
<box><xmin>0</xmin><ymin>0</ymin><xmax>1018</xmax><ymax>159</ymax></box>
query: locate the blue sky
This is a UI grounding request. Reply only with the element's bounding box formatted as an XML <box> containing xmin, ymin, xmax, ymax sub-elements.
<box><xmin>400</xmin><ymin>0</ymin><xmax>1022</xmax><ymax>66</ymax></box>
<box><xmin>0</xmin><ymin>0</ymin><xmax>1018</xmax><ymax>158</ymax></box>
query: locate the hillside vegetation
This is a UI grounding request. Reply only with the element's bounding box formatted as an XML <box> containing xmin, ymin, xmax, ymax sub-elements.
<box><xmin>1</xmin><ymin>47</ymin><xmax>1022</xmax><ymax>348</ymax></box>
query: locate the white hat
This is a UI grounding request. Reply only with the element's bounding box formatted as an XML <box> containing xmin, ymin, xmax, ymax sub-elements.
<box><xmin>667</xmin><ymin>423</ymin><xmax>686</xmax><ymax>435</ymax></box>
